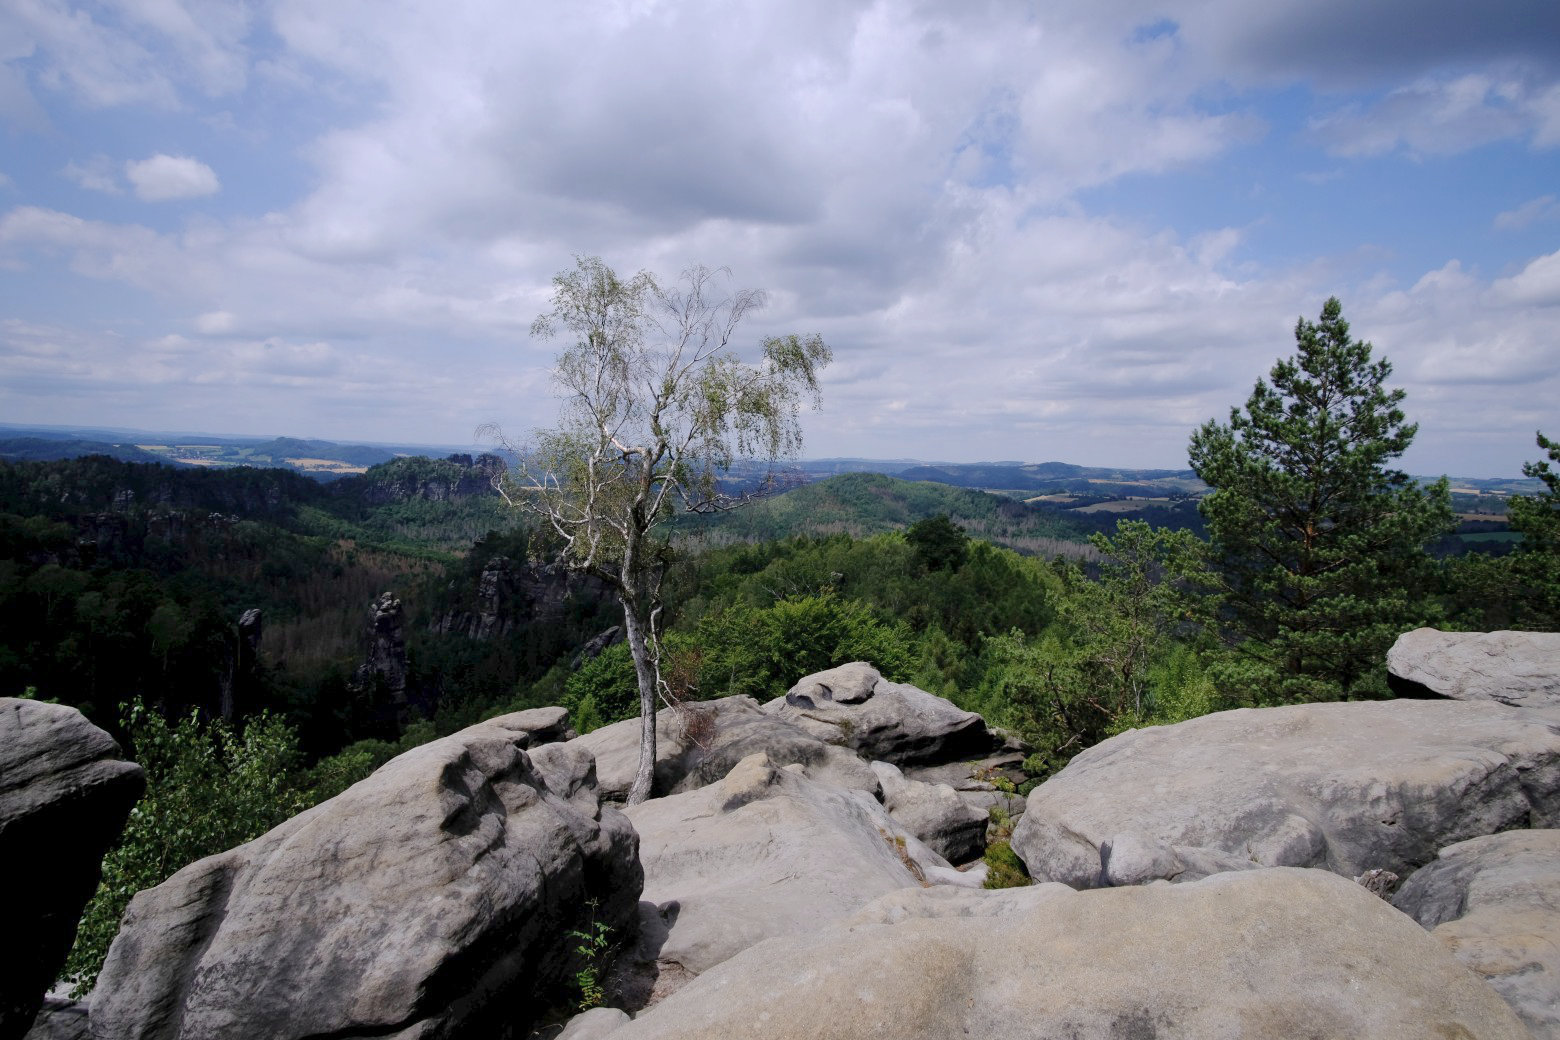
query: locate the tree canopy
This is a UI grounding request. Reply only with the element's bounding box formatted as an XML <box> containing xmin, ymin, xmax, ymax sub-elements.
<box><xmin>1187</xmin><ymin>297</ymin><xmax>1453</xmax><ymax>702</ymax></box>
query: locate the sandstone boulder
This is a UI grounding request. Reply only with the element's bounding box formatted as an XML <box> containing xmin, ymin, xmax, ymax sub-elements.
<box><xmin>1011</xmin><ymin>699</ymin><xmax>1560</xmax><ymax>888</ymax></box>
<box><xmin>90</xmin><ymin>719</ymin><xmax>640</xmax><ymax>1040</ymax></box>
<box><xmin>764</xmin><ymin>663</ymin><xmax>995</xmax><ymax>765</ymax></box>
<box><xmin>1388</xmin><ymin>627</ymin><xmax>1560</xmax><ymax>709</ymax></box>
<box><xmin>1395</xmin><ymin>829</ymin><xmax>1560</xmax><ymax>1039</ymax></box>
<box><xmin>869</xmin><ymin>761</ymin><xmax>987</xmax><ymax>863</ymax></box>
<box><xmin>573</xmin><ymin>696</ymin><xmax>879</xmax><ymax>802</ymax></box>
<box><xmin>593</xmin><ymin>868</ymin><xmax>1529</xmax><ymax>1040</ymax></box>
<box><xmin>0</xmin><ymin>699</ymin><xmax>143</xmax><ymax>1040</ymax></box>
<box><xmin>614</xmin><ymin>753</ymin><xmax>973</xmax><ymax>1004</ymax></box>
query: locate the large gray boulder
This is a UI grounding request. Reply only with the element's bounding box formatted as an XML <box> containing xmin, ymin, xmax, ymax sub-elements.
<box><xmin>0</xmin><ymin>699</ymin><xmax>143</xmax><ymax>1040</ymax></box>
<box><xmin>573</xmin><ymin>696</ymin><xmax>878</xmax><ymax>802</ymax></box>
<box><xmin>1011</xmin><ymin>699</ymin><xmax>1560</xmax><ymax>889</ymax></box>
<box><xmin>615</xmin><ymin>753</ymin><xmax>975</xmax><ymax>1004</ymax></box>
<box><xmin>763</xmin><ymin>663</ymin><xmax>995</xmax><ymax>765</ymax></box>
<box><xmin>590</xmin><ymin>868</ymin><xmax>1529</xmax><ymax>1040</ymax></box>
<box><xmin>1388</xmin><ymin>627</ymin><xmax>1560</xmax><ymax>709</ymax></box>
<box><xmin>869</xmin><ymin>761</ymin><xmax>987</xmax><ymax>863</ymax></box>
<box><xmin>1395</xmin><ymin>829</ymin><xmax>1560</xmax><ymax>1039</ymax></box>
<box><xmin>90</xmin><ymin>714</ymin><xmax>641</xmax><ymax>1040</ymax></box>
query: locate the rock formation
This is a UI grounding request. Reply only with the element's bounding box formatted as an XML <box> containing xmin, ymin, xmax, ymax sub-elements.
<box><xmin>1388</xmin><ymin>627</ymin><xmax>1560</xmax><ymax>709</ymax></box>
<box><xmin>90</xmin><ymin>712</ymin><xmax>640</xmax><ymax>1040</ymax></box>
<box><xmin>613</xmin><ymin>753</ymin><xmax>975</xmax><ymax>1005</ymax></box>
<box><xmin>0</xmin><ymin>699</ymin><xmax>143</xmax><ymax>1040</ymax></box>
<box><xmin>870</xmin><ymin>760</ymin><xmax>987</xmax><ymax>863</ymax></box>
<box><xmin>353</xmin><ymin>591</ymin><xmax>408</xmax><ymax>703</ymax></box>
<box><xmin>573</xmin><ymin>695</ymin><xmax>880</xmax><ymax>802</ymax></box>
<box><xmin>1010</xmin><ymin>698</ymin><xmax>1560</xmax><ymax>888</ymax></box>
<box><xmin>586</xmin><ymin>869</ymin><xmax>1530</xmax><ymax>1039</ymax></box>
<box><xmin>1395</xmin><ymin>829</ymin><xmax>1560</xmax><ymax>1039</ymax></box>
<box><xmin>763</xmin><ymin>662</ymin><xmax>997</xmax><ymax>765</ymax></box>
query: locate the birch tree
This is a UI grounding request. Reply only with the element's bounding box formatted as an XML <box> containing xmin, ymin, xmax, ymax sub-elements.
<box><xmin>486</xmin><ymin>256</ymin><xmax>830</xmax><ymax>803</ymax></box>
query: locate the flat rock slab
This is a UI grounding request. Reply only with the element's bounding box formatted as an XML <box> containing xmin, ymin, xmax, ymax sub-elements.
<box><xmin>0</xmin><ymin>699</ymin><xmax>143</xmax><ymax>1040</ymax></box>
<box><xmin>91</xmin><ymin>721</ymin><xmax>640</xmax><ymax>1040</ymax></box>
<box><xmin>617</xmin><ymin>753</ymin><xmax>969</xmax><ymax>1001</ymax></box>
<box><xmin>590</xmin><ymin>868</ymin><xmax>1530</xmax><ymax>1040</ymax></box>
<box><xmin>1011</xmin><ymin>699</ymin><xmax>1560</xmax><ymax>889</ymax></box>
<box><xmin>1395</xmin><ymin>829</ymin><xmax>1560</xmax><ymax>1039</ymax></box>
<box><xmin>574</xmin><ymin>696</ymin><xmax>879</xmax><ymax>802</ymax></box>
<box><xmin>764</xmin><ymin>663</ymin><xmax>996</xmax><ymax>766</ymax></box>
<box><xmin>1388</xmin><ymin>627</ymin><xmax>1560</xmax><ymax>709</ymax></box>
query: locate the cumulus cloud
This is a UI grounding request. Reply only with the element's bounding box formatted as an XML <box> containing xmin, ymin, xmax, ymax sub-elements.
<box><xmin>1</xmin><ymin>0</ymin><xmax>1557</xmax><ymax>474</ymax></box>
<box><xmin>124</xmin><ymin>154</ymin><xmax>220</xmax><ymax>201</ymax></box>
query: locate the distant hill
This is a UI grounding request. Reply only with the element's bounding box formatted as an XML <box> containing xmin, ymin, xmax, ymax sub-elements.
<box><xmin>0</xmin><ymin>437</ymin><xmax>182</xmax><ymax>465</ymax></box>
<box><xmin>677</xmin><ymin>472</ymin><xmax>1101</xmax><ymax>557</ymax></box>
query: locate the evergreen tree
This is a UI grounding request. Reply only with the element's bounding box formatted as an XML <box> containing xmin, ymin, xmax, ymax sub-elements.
<box><xmin>1188</xmin><ymin>297</ymin><xmax>1454</xmax><ymax>703</ymax></box>
<box><xmin>1504</xmin><ymin>430</ymin><xmax>1560</xmax><ymax>627</ymax></box>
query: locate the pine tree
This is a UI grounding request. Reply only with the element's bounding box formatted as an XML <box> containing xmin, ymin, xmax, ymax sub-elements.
<box><xmin>1188</xmin><ymin>297</ymin><xmax>1454</xmax><ymax>703</ymax></box>
<box><xmin>1505</xmin><ymin>431</ymin><xmax>1560</xmax><ymax>627</ymax></box>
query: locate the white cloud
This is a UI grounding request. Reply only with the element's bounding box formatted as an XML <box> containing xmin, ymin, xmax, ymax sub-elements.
<box><xmin>62</xmin><ymin>154</ymin><xmax>121</xmax><ymax>194</ymax></box>
<box><xmin>1495</xmin><ymin>195</ymin><xmax>1560</xmax><ymax>230</ymax></box>
<box><xmin>1309</xmin><ymin>72</ymin><xmax>1548</xmax><ymax>157</ymax></box>
<box><xmin>195</xmin><ymin>309</ymin><xmax>235</xmax><ymax>333</ymax></box>
<box><xmin>124</xmin><ymin>154</ymin><xmax>220</xmax><ymax>201</ymax></box>
<box><xmin>1493</xmin><ymin>249</ymin><xmax>1560</xmax><ymax>306</ymax></box>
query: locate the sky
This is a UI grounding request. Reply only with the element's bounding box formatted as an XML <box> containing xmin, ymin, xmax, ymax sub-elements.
<box><xmin>1</xmin><ymin>0</ymin><xmax>1558</xmax><ymax>477</ymax></box>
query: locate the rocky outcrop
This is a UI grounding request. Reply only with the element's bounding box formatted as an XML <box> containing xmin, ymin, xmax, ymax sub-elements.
<box><xmin>1010</xmin><ymin>699</ymin><xmax>1560</xmax><ymax>889</ymax></box>
<box><xmin>1388</xmin><ymin>627</ymin><xmax>1560</xmax><ymax>709</ymax></box>
<box><xmin>592</xmin><ymin>868</ymin><xmax>1529</xmax><ymax>1040</ymax></box>
<box><xmin>613</xmin><ymin>753</ymin><xmax>974</xmax><ymax>1006</ymax></box>
<box><xmin>870</xmin><ymin>761</ymin><xmax>987</xmax><ymax>863</ymax></box>
<box><xmin>434</xmin><ymin>560</ymin><xmax>606</xmax><ymax>640</ymax></box>
<box><xmin>90</xmin><ymin>714</ymin><xmax>641</xmax><ymax>1040</ymax></box>
<box><xmin>0</xmin><ymin>699</ymin><xmax>143</xmax><ymax>1040</ymax></box>
<box><xmin>573</xmin><ymin>696</ymin><xmax>880</xmax><ymax>802</ymax></box>
<box><xmin>763</xmin><ymin>663</ymin><xmax>997</xmax><ymax>765</ymax></box>
<box><xmin>353</xmin><ymin>591</ymin><xmax>408</xmax><ymax>703</ymax></box>
<box><xmin>353</xmin><ymin>453</ymin><xmax>508</xmax><ymax>505</ymax></box>
<box><xmin>218</xmin><ymin>608</ymin><xmax>262</xmax><ymax>721</ymax></box>
<box><xmin>1395</xmin><ymin>829</ymin><xmax>1560</xmax><ymax>1039</ymax></box>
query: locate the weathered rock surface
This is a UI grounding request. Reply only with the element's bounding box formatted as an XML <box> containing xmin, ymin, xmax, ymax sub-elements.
<box><xmin>91</xmin><ymin>718</ymin><xmax>640</xmax><ymax>1040</ymax></box>
<box><xmin>870</xmin><ymin>761</ymin><xmax>987</xmax><ymax>863</ymax></box>
<box><xmin>0</xmin><ymin>699</ymin><xmax>143</xmax><ymax>1040</ymax></box>
<box><xmin>1395</xmin><ymin>829</ymin><xmax>1560</xmax><ymax>1039</ymax></box>
<box><xmin>573</xmin><ymin>696</ymin><xmax>879</xmax><ymax>802</ymax></box>
<box><xmin>764</xmin><ymin>663</ymin><xmax>995</xmax><ymax>765</ymax></box>
<box><xmin>480</xmin><ymin>705</ymin><xmax>576</xmax><ymax>746</ymax></box>
<box><xmin>20</xmin><ymin>998</ymin><xmax>88</xmax><ymax>1040</ymax></box>
<box><xmin>593</xmin><ymin>868</ymin><xmax>1529</xmax><ymax>1040</ymax></box>
<box><xmin>1388</xmin><ymin>627</ymin><xmax>1560</xmax><ymax>709</ymax></box>
<box><xmin>1011</xmin><ymin>699</ymin><xmax>1560</xmax><ymax>888</ymax></box>
<box><xmin>615</xmin><ymin>753</ymin><xmax>969</xmax><ymax>1003</ymax></box>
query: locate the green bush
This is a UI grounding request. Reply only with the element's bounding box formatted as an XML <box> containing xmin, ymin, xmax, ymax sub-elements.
<box><xmin>982</xmin><ymin>840</ymin><xmax>1031</xmax><ymax>889</ymax></box>
<box><xmin>65</xmin><ymin>701</ymin><xmax>314</xmax><ymax>993</ymax></box>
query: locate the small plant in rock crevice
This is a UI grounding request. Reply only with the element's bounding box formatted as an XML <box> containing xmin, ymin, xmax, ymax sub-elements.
<box><xmin>982</xmin><ymin>840</ymin><xmax>1031</xmax><ymax>890</ymax></box>
<box><xmin>566</xmin><ymin>899</ymin><xmax>613</xmax><ymax>1011</ymax></box>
